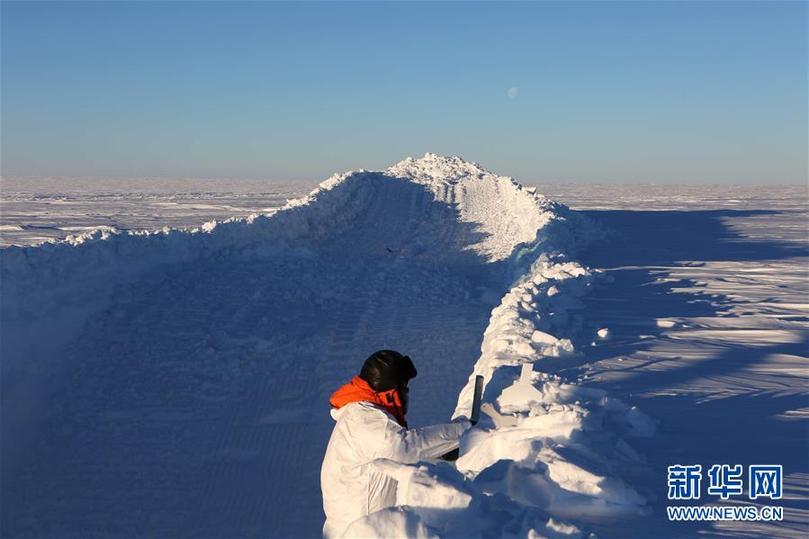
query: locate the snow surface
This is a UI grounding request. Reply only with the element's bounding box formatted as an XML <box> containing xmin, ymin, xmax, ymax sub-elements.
<box><xmin>0</xmin><ymin>177</ymin><xmax>313</xmax><ymax>247</ymax></box>
<box><xmin>543</xmin><ymin>184</ymin><xmax>809</xmax><ymax>539</ymax></box>
<box><xmin>1</xmin><ymin>158</ymin><xmax>807</xmax><ymax>538</ymax></box>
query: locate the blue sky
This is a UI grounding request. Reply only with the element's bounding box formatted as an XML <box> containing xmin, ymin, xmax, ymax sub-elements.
<box><xmin>2</xmin><ymin>1</ymin><xmax>806</xmax><ymax>183</ymax></box>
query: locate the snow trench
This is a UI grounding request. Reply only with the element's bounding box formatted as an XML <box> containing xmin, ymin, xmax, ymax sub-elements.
<box><xmin>1</xmin><ymin>154</ymin><xmax>654</xmax><ymax>538</ymax></box>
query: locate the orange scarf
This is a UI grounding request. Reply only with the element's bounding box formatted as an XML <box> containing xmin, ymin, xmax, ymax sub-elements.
<box><xmin>329</xmin><ymin>376</ymin><xmax>407</xmax><ymax>427</ymax></box>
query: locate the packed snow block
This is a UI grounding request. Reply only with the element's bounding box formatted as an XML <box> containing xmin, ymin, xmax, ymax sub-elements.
<box><xmin>530</xmin><ymin>330</ymin><xmax>559</xmax><ymax>345</ymax></box>
<box><xmin>518</xmin><ymin>406</ymin><xmax>586</xmax><ymax>440</ymax></box>
<box><xmin>458</xmin><ymin>430</ymin><xmax>544</xmax><ymax>475</ymax></box>
<box><xmin>496</xmin><ymin>367</ymin><xmax>545</xmax><ymax>414</ymax></box>
<box><xmin>469</xmin><ymin>447</ymin><xmax>647</xmax><ymax>520</ymax></box>
<box><xmin>373</xmin><ymin>459</ymin><xmax>473</xmax><ymax>535</ymax></box>
<box><xmin>373</xmin><ymin>460</ymin><xmax>473</xmax><ymax>511</ymax></box>
<box><xmin>473</xmin><ymin>459</ymin><xmax>554</xmax><ymax>510</ymax></box>
<box><xmin>479</xmin><ymin>402</ymin><xmax>519</xmax><ymax>429</ymax></box>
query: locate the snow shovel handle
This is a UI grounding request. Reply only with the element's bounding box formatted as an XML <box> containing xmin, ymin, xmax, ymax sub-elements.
<box><xmin>470</xmin><ymin>375</ymin><xmax>483</xmax><ymax>425</ymax></box>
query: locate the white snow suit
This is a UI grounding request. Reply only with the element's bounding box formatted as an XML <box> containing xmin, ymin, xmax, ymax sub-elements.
<box><xmin>320</xmin><ymin>401</ymin><xmax>469</xmax><ymax>538</ymax></box>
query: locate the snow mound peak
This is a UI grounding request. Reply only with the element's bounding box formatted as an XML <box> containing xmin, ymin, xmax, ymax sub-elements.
<box><xmin>388</xmin><ymin>152</ymin><xmax>496</xmax><ymax>184</ymax></box>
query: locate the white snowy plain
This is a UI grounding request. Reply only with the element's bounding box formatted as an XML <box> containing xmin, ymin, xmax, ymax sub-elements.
<box><xmin>1</xmin><ymin>156</ymin><xmax>807</xmax><ymax>539</ymax></box>
<box><xmin>0</xmin><ymin>176</ymin><xmax>313</xmax><ymax>248</ymax></box>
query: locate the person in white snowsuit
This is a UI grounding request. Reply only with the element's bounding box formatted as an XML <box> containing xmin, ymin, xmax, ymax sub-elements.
<box><xmin>320</xmin><ymin>350</ymin><xmax>471</xmax><ymax>539</ymax></box>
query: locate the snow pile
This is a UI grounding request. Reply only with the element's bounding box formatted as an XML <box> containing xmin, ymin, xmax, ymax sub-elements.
<box><xmin>1</xmin><ymin>153</ymin><xmax>653</xmax><ymax>538</ymax></box>
<box><xmin>324</xmin><ymin>158</ymin><xmax>654</xmax><ymax>537</ymax></box>
<box><xmin>387</xmin><ymin>152</ymin><xmax>560</xmax><ymax>264</ymax></box>
<box><xmin>452</xmin><ymin>252</ymin><xmax>655</xmax><ymax>521</ymax></box>
<box><xmin>344</xmin><ymin>251</ymin><xmax>655</xmax><ymax>537</ymax></box>
<box><xmin>1</xmin><ymin>153</ymin><xmax>569</xmax><ymax>366</ymax></box>
<box><xmin>1</xmin><ymin>154</ymin><xmax>554</xmax><ymax>343</ymax></box>
<box><xmin>346</xmin><ymin>459</ymin><xmax>586</xmax><ymax>539</ymax></box>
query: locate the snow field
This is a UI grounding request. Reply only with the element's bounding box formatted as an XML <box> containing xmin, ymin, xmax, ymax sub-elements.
<box><xmin>0</xmin><ymin>177</ymin><xmax>312</xmax><ymax>247</ymax></box>
<box><xmin>555</xmin><ymin>189</ymin><xmax>808</xmax><ymax>539</ymax></box>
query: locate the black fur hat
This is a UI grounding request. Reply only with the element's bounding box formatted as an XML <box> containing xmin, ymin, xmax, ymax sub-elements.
<box><xmin>359</xmin><ymin>350</ymin><xmax>417</xmax><ymax>392</ymax></box>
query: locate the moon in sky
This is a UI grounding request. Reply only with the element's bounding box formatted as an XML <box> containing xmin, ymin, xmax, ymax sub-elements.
<box><xmin>507</xmin><ymin>87</ymin><xmax>519</xmax><ymax>99</ymax></box>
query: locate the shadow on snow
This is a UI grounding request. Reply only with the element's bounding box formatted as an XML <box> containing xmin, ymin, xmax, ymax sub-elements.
<box><xmin>563</xmin><ymin>209</ymin><xmax>808</xmax><ymax>538</ymax></box>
